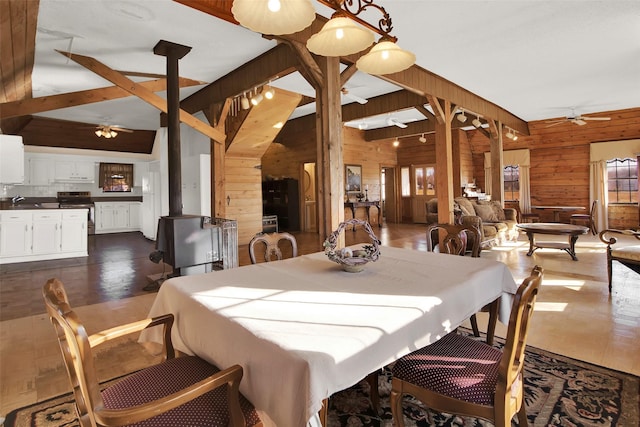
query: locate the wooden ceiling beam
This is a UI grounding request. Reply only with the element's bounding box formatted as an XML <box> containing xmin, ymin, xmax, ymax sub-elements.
<box><xmin>363</xmin><ymin>117</ymin><xmax>471</xmax><ymax>141</ymax></box>
<box><xmin>180</xmin><ymin>43</ymin><xmax>300</xmax><ymax>114</ymax></box>
<box><xmin>342</xmin><ymin>90</ymin><xmax>427</xmax><ymax>122</ymax></box>
<box><xmin>57</xmin><ymin>50</ymin><xmax>225</xmax><ymax>141</ymax></box>
<box><xmin>0</xmin><ymin>77</ymin><xmax>204</xmax><ymax>118</ymax></box>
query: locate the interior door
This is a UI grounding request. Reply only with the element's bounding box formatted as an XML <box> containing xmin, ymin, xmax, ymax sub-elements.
<box><xmin>412</xmin><ymin>164</ymin><xmax>436</xmax><ymax>223</ymax></box>
<box><xmin>382</xmin><ymin>167</ymin><xmax>397</xmax><ymax>223</ymax></box>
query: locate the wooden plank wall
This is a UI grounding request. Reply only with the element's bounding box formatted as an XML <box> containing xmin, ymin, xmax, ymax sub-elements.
<box><xmin>467</xmin><ymin>107</ymin><xmax>640</xmax><ymax>227</ymax></box>
<box><xmin>225</xmin><ymin>156</ymin><xmax>263</xmax><ymax>244</ymax></box>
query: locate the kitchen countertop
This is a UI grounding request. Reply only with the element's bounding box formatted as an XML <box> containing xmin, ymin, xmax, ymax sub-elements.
<box><xmin>0</xmin><ymin>196</ymin><xmax>143</xmax><ymax>210</ymax></box>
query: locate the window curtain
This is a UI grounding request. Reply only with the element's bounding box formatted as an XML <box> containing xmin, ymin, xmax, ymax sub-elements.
<box><xmin>99</xmin><ymin>163</ymin><xmax>134</xmax><ymax>189</ymax></box>
<box><xmin>484</xmin><ymin>149</ymin><xmax>531</xmax><ymax>211</ymax></box>
<box><xmin>590</xmin><ymin>160</ymin><xmax>608</xmax><ymax>231</ymax></box>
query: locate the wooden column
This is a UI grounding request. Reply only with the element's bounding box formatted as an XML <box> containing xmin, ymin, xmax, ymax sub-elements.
<box><xmin>428</xmin><ymin>96</ymin><xmax>455</xmax><ymax>224</ymax></box>
<box><xmin>316</xmin><ymin>55</ymin><xmax>344</xmax><ymax>240</ymax></box>
<box><xmin>488</xmin><ymin>121</ymin><xmax>505</xmax><ymax>205</ymax></box>
<box><xmin>153</xmin><ymin>40</ymin><xmax>192</xmax><ymax>217</ymax></box>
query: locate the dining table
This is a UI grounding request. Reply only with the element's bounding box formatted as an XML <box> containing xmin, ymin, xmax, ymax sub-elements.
<box><xmin>140</xmin><ymin>246</ymin><xmax>517</xmax><ymax>427</ymax></box>
<box><xmin>531</xmin><ymin>205</ymin><xmax>585</xmax><ymax>222</ymax></box>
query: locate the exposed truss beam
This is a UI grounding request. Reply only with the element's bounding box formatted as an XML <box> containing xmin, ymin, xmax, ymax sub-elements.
<box><xmin>57</xmin><ymin>50</ymin><xmax>225</xmax><ymax>141</ymax></box>
<box><xmin>0</xmin><ymin>77</ymin><xmax>204</xmax><ymax>119</ymax></box>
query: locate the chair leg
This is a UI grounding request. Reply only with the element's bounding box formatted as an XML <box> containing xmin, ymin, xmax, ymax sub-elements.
<box><xmin>390</xmin><ymin>385</ymin><xmax>405</xmax><ymax>427</ymax></box>
<box><xmin>486</xmin><ymin>299</ymin><xmax>500</xmax><ymax>346</ymax></box>
<box><xmin>470</xmin><ymin>314</ymin><xmax>480</xmax><ymax>337</ymax></box>
<box><xmin>517</xmin><ymin>402</ymin><xmax>529</xmax><ymax>426</ymax></box>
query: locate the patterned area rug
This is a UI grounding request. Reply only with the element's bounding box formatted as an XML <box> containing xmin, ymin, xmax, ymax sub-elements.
<box><xmin>5</xmin><ymin>331</ymin><xmax>639</xmax><ymax>427</ymax></box>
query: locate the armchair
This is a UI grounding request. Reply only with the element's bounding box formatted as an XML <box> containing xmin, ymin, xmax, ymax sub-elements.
<box><xmin>599</xmin><ymin>229</ymin><xmax>640</xmax><ymax>293</ymax></box>
<box><xmin>43</xmin><ymin>278</ymin><xmax>261</xmax><ymax>427</ymax></box>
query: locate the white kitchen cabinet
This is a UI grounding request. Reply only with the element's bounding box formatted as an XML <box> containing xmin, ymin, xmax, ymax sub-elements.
<box><xmin>0</xmin><ymin>135</ymin><xmax>25</xmax><ymax>184</ymax></box>
<box><xmin>27</xmin><ymin>157</ymin><xmax>53</xmax><ymax>185</ymax></box>
<box><xmin>54</xmin><ymin>160</ymin><xmax>95</xmax><ymax>182</ymax></box>
<box><xmin>128</xmin><ymin>202</ymin><xmax>141</xmax><ymax>230</ymax></box>
<box><xmin>61</xmin><ymin>210</ymin><xmax>88</xmax><ymax>253</ymax></box>
<box><xmin>0</xmin><ymin>209</ymin><xmax>87</xmax><ymax>264</ymax></box>
<box><xmin>32</xmin><ymin>211</ymin><xmax>62</xmax><ymax>255</ymax></box>
<box><xmin>0</xmin><ymin>211</ymin><xmax>31</xmax><ymax>257</ymax></box>
<box><xmin>95</xmin><ymin>202</ymin><xmax>140</xmax><ymax>233</ymax></box>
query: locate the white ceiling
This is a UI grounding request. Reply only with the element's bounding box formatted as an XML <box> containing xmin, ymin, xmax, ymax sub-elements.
<box><xmin>32</xmin><ymin>0</ymin><xmax>640</xmax><ymax>132</ymax></box>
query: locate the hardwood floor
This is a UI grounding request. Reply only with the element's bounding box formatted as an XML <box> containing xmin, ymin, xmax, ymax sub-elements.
<box><xmin>1</xmin><ymin>224</ymin><xmax>639</xmax><ymax>418</ymax></box>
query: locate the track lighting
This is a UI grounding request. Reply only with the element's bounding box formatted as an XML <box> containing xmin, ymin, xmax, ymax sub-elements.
<box><xmin>419</xmin><ymin>134</ymin><xmax>426</xmax><ymax>143</ymax></box>
<box><xmin>241</xmin><ymin>93</ymin><xmax>250</xmax><ymax>110</ymax></box>
<box><xmin>392</xmin><ymin>138</ymin><xmax>400</xmax><ymax>147</ymax></box>
<box><xmin>264</xmin><ymin>86</ymin><xmax>275</xmax><ymax>100</ymax></box>
<box><xmin>251</xmin><ymin>93</ymin><xmax>264</xmax><ymax>106</ymax></box>
<box><xmin>505</xmin><ymin>127</ymin><xmax>518</xmax><ymax>140</ymax></box>
<box><xmin>456</xmin><ymin>109</ymin><xmax>467</xmax><ymax>123</ymax></box>
<box><xmin>472</xmin><ymin>115</ymin><xmax>482</xmax><ymax>128</ymax></box>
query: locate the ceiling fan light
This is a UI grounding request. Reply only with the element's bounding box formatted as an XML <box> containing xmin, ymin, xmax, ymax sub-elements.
<box><xmin>231</xmin><ymin>0</ymin><xmax>315</xmax><ymax>35</ymax></box>
<box><xmin>110</xmin><ymin>130</ymin><xmax>118</xmax><ymax>138</ymax></box>
<box><xmin>307</xmin><ymin>17</ymin><xmax>375</xmax><ymax>56</ymax></box>
<box><xmin>95</xmin><ymin>129</ymin><xmax>102</xmax><ymax>137</ymax></box>
<box><xmin>356</xmin><ymin>40</ymin><xmax>415</xmax><ymax>75</ymax></box>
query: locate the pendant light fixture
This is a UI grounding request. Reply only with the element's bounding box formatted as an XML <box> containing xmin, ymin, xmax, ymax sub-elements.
<box><xmin>356</xmin><ymin>38</ymin><xmax>415</xmax><ymax>75</ymax></box>
<box><xmin>307</xmin><ymin>14</ymin><xmax>375</xmax><ymax>56</ymax></box>
<box><xmin>232</xmin><ymin>0</ymin><xmax>316</xmax><ymax>35</ymax></box>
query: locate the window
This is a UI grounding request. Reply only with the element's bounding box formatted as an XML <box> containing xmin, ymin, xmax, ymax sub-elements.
<box><xmin>607</xmin><ymin>158</ymin><xmax>638</xmax><ymax>204</ymax></box>
<box><xmin>401</xmin><ymin>167</ymin><xmax>410</xmax><ymax>197</ymax></box>
<box><xmin>503</xmin><ymin>165</ymin><xmax>520</xmax><ymax>201</ymax></box>
<box><xmin>99</xmin><ymin>163</ymin><xmax>133</xmax><ymax>192</ymax></box>
<box><xmin>413</xmin><ymin>165</ymin><xmax>435</xmax><ymax>196</ymax></box>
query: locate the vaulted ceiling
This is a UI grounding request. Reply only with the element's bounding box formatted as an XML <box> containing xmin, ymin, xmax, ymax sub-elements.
<box><xmin>1</xmin><ymin>0</ymin><xmax>638</xmax><ymax>153</ymax></box>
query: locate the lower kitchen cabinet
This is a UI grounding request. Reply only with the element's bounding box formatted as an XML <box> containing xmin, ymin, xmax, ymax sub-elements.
<box><xmin>95</xmin><ymin>202</ymin><xmax>141</xmax><ymax>234</ymax></box>
<box><xmin>0</xmin><ymin>209</ymin><xmax>87</xmax><ymax>264</ymax></box>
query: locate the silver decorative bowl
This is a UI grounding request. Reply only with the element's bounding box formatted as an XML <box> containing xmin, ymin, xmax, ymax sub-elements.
<box><xmin>324</xmin><ymin>219</ymin><xmax>380</xmax><ymax>273</ymax></box>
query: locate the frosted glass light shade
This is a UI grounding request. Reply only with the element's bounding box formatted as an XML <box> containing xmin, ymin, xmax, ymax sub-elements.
<box><xmin>232</xmin><ymin>0</ymin><xmax>316</xmax><ymax>35</ymax></box>
<box><xmin>356</xmin><ymin>40</ymin><xmax>416</xmax><ymax>75</ymax></box>
<box><xmin>307</xmin><ymin>17</ymin><xmax>374</xmax><ymax>56</ymax></box>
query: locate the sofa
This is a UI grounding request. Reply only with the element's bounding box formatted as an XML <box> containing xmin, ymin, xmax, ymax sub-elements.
<box><xmin>426</xmin><ymin>197</ymin><xmax>518</xmax><ymax>248</ymax></box>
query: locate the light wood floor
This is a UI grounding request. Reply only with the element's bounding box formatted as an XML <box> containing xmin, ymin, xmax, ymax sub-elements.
<box><xmin>1</xmin><ymin>223</ymin><xmax>639</xmax><ymax>418</ymax></box>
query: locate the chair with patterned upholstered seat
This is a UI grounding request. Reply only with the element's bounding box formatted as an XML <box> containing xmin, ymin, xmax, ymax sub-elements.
<box><xmin>43</xmin><ymin>278</ymin><xmax>261</xmax><ymax>427</ymax></box>
<box><xmin>599</xmin><ymin>229</ymin><xmax>640</xmax><ymax>293</ymax></box>
<box><xmin>249</xmin><ymin>232</ymin><xmax>298</xmax><ymax>264</ymax></box>
<box><xmin>390</xmin><ymin>266</ymin><xmax>544</xmax><ymax>427</ymax></box>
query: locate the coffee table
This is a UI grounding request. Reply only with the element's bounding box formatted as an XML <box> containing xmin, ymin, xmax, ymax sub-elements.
<box><xmin>517</xmin><ymin>223</ymin><xmax>589</xmax><ymax>261</ymax></box>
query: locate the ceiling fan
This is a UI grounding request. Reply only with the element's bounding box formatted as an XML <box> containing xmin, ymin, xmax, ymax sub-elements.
<box><xmin>94</xmin><ymin>124</ymin><xmax>133</xmax><ymax>138</ymax></box>
<box><xmin>386</xmin><ymin>117</ymin><xmax>408</xmax><ymax>128</ymax></box>
<box><xmin>341</xmin><ymin>88</ymin><xmax>368</xmax><ymax>105</ymax></box>
<box><xmin>545</xmin><ymin>110</ymin><xmax>611</xmax><ymax>127</ymax></box>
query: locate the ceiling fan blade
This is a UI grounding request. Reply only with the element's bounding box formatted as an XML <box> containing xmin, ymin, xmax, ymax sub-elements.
<box><xmin>581</xmin><ymin>117</ymin><xmax>611</xmax><ymax>121</ymax></box>
<box><xmin>545</xmin><ymin>120</ymin><xmax>568</xmax><ymax>128</ymax></box>
<box><xmin>572</xmin><ymin>119</ymin><xmax>587</xmax><ymax>126</ymax></box>
<box><xmin>341</xmin><ymin>88</ymin><xmax>368</xmax><ymax>105</ymax></box>
<box><xmin>386</xmin><ymin>117</ymin><xmax>408</xmax><ymax>128</ymax></box>
<box><xmin>112</xmin><ymin>127</ymin><xmax>134</xmax><ymax>133</ymax></box>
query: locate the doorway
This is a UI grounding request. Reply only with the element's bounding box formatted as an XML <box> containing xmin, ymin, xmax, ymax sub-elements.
<box><xmin>381</xmin><ymin>167</ymin><xmax>397</xmax><ymax>223</ymax></box>
<box><xmin>302</xmin><ymin>162</ymin><xmax>317</xmax><ymax>232</ymax></box>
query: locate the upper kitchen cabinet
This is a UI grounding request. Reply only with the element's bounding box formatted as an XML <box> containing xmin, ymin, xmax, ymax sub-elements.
<box><xmin>54</xmin><ymin>160</ymin><xmax>95</xmax><ymax>183</ymax></box>
<box><xmin>25</xmin><ymin>156</ymin><xmax>53</xmax><ymax>185</ymax></box>
<box><xmin>0</xmin><ymin>135</ymin><xmax>25</xmax><ymax>184</ymax></box>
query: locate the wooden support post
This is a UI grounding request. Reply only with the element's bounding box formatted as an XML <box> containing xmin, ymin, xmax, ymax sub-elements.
<box><xmin>316</xmin><ymin>56</ymin><xmax>344</xmax><ymax>241</ymax></box>
<box><xmin>488</xmin><ymin>120</ymin><xmax>505</xmax><ymax>205</ymax></box>
<box><xmin>428</xmin><ymin>96</ymin><xmax>455</xmax><ymax>224</ymax></box>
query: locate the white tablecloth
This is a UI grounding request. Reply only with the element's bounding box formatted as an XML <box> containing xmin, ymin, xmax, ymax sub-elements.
<box><xmin>140</xmin><ymin>246</ymin><xmax>517</xmax><ymax>427</ymax></box>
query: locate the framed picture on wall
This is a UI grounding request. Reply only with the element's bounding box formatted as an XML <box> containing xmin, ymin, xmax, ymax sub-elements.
<box><xmin>345</xmin><ymin>164</ymin><xmax>362</xmax><ymax>193</ymax></box>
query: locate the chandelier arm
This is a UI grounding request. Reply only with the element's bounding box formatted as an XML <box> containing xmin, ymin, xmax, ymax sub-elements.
<box><xmin>317</xmin><ymin>0</ymin><xmax>397</xmax><ymax>42</ymax></box>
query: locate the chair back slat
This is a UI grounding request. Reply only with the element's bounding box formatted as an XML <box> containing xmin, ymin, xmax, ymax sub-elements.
<box><xmin>43</xmin><ymin>278</ymin><xmax>103</xmax><ymax>427</ymax></box>
<box><xmin>496</xmin><ymin>266</ymin><xmax>544</xmax><ymax>410</ymax></box>
<box><xmin>426</xmin><ymin>223</ymin><xmax>481</xmax><ymax>258</ymax></box>
<box><xmin>249</xmin><ymin>232</ymin><xmax>298</xmax><ymax>263</ymax></box>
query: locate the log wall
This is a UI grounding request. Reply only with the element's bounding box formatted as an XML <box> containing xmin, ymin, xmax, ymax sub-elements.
<box><xmin>467</xmin><ymin>107</ymin><xmax>640</xmax><ymax>227</ymax></box>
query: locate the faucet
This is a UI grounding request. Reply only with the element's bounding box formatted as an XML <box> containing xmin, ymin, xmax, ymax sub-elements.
<box><xmin>11</xmin><ymin>195</ymin><xmax>25</xmax><ymax>205</ymax></box>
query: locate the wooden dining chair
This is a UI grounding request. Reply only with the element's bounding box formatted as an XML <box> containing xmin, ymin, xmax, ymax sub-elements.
<box><xmin>515</xmin><ymin>204</ymin><xmax>540</xmax><ymax>223</ymax></box>
<box><xmin>249</xmin><ymin>231</ymin><xmax>298</xmax><ymax>263</ymax></box>
<box><xmin>599</xmin><ymin>229</ymin><xmax>640</xmax><ymax>293</ymax></box>
<box><xmin>570</xmin><ymin>200</ymin><xmax>598</xmax><ymax>235</ymax></box>
<box><xmin>426</xmin><ymin>223</ymin><xmax>497</xmax><ymax>344</ymax></box>
<box><xmin>43</xmin><ymin>278</ymin><xmax>262</xmax><ymax>427</ymax></box>
<box><xmin>390</xmin><ymin>265</ymin><xmax>544</xmax><ymax>427</ymax></box>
